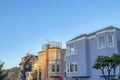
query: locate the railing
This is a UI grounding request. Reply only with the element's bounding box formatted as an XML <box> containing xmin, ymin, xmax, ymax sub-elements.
<box><xmin>41</xmin><ymin>41</ymin><xmax>62</xmax><ymax>51</ymax></box>
<box><xmin>49</xmin><ymin>41</ymin><xmax>62</xmax><ymax>48</ymax></box>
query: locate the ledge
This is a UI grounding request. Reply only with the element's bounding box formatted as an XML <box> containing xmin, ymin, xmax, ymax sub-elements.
<box><xmin>72</xmin><ymin>76</ymin><xmax>90</xmax><ymax>78</ymax></box>
<box><xmin>100</xmin><ymin>75</ymin><xmax>116</xmax><ymax>77</ymax></box>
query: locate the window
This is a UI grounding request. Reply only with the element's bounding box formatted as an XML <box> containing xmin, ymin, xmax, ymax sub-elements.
<box><xmin>67</xmin><ymin>63</ymin><xmax>70</xmax><ymax>72</ymax></box>
<box><xmin>98</xmin><ymin>36</ymin><xmax>105</xmax><ymax>49</ymax></box>
<box><xmin>107</xmin><ymin>35</ymin><xmax>114</xmax><ymax>47</ymax></box>
<box><xmin>40</xmin><ymin>55</ymin><xmax>43</xmax><ymax>63</ymax></box>
<box><xmin>50</xmin><ymin>64</ymin><xmax>60</xmax><ymax>73</ymax></box>
<box><xmin>56</xmin><ymin>65</ymin><xmax>60</xmax><ymax>72</ymax></box>
<box><xmin>57</xmin><ymin>53</ymin><xmax>61</xmax><ymax>60</ymax></box>
<box><xmin>49</xmin><ymin>53</ymin><xmax>57</xmax><ymax>60</ymax></box>
<box><xmin>70</xmin><ymin>63</ymin><xmax>74</xmax><ymax>72</ymax></box>
<box><xmin>67</xmin><ymin>44</ymin><xmax>76</xmax><ymax>55</ymax></box>
<box><xmin>25</xmin><ymin>64</ymin><xmax>30</xmax><ymax>68</ymax></box>
<box><xmin>49</xmin><ymin>65</ymin><xmax>51</xmax><ymax>72</ymax></box>
<box><xmin>75</xmin><ymin>64</ymin><xmax>77</xmax><ymax>72</ymax></box>
<box><xmin>66</xmin><ymin>62</ymin><xmax>77</xmax><ymax>72</ymax></box>
<box><xmin>52</xmin><ymin>65</ymin><xmax>55</xmax><ymax>72</ymax></box>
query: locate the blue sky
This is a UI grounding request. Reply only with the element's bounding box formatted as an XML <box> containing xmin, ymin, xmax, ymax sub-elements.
<box><xmin>0</xmin><ymin>0</ymin><xmax>120</xmax><ymax>69</ymax></box>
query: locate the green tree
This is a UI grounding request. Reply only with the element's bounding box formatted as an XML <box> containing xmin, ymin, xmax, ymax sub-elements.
<box><xmin>0</xmin><ymin>62</ymin><xmax>7</xmax><ymax>80</ymax></box>
<box><xmin>93</xmin><ymin>56</ymin><xmax>108</xmax><ymax>80</ymax></box>
<box><xmin>111</xmin><ymin>54</ymin><xmax>120</xmax><ymax>76</ymax></box>
<box><xmin>93</xmin><ymin>55</ymin><xmax>115</xmax><ymax>80</ymax></box>
<box><xmin>6</xmin><ymin>67</ymin><xmax>20</xmax><ymax>80</ymax></box>
<box><xmin>32</xmin><ymin>71</ymin><xmax>37</xmax><ymax>80</ymax></box>
<box><xmin>93</xmin><ymin>54</ymin><xmax>120</xmax><ymax>80</ymax></box>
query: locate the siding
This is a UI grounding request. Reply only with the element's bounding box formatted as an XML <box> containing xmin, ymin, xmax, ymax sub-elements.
<box><xmin>65</xmin><ymin>28</ymin><xmax>120</xmax><ymax>80</ymax></box>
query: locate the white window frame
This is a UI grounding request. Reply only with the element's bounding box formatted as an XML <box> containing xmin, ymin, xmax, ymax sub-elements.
<box><xmin>66</xmin><ymin>44</ymin><xmax>77</xmax><ymax>56</ymax></box>
<box><xmin>66</xmin><ymin>62</ymin><xmax>77</xmax><ymax>73</ymax></box>
<box><xmin>107</xmin><ymin>35</ymin><xmax>114</xmax><ymax>47</ymax></box>
<box><xmin>98</xmin><ymin>36</ymin><xmax>106</xmax><ymax>49</ymax></box>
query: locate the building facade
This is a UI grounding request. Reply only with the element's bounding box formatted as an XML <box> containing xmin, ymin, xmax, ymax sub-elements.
<box><xmin>65</xmin><ymin>26</ymin><xmax>120</xmax><ymax>80</ymax></box>
<box><xmin>19</xmin><ymin>53</ymin><xmax>38</xmax><ymax>80</ymax></box>
<box><xmin>38</xmin><ymin>41</ymin><xmax>66</xmax><ymax>80</ymax></box>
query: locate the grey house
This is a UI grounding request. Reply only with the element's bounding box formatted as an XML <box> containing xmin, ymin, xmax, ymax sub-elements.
<box><xmin>65</xmin><ymin>26</ymin><xmax>120</xmax><ymax>80</ymax></box>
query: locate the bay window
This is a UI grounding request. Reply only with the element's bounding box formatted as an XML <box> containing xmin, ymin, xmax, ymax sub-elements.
<box><xmin>107</xmin><ymin>35</ymin><xmax>114</xmax><ymax>47</ymax></box>
<box><xmin>98</xmin><ymin>36</ymin><xmax>105</xmax><ymax>49</ymax></box>
<box><xmin>67</xmin><ymin>44</ymin><xmax>76</xmax><ymax>55</ymax></box>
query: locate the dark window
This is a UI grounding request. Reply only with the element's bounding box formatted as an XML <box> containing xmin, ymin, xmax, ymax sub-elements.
<box><xmin>52</xmin><ymin>65</ymin><xmax>55</xmax><ymax>72</ymax></box>
<box><xmin>75</xmin><ymin>64</ymin><xmax>77</xmax><ymax>71</ymax></box>
<box><xmin>57</xmin><ymin>65</ymin><xmax>60</xmax><ymax>72</ymax></box>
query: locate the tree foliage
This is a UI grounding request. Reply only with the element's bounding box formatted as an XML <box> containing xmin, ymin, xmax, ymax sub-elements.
<box><xmin>0</xmin><ymin>62</ymin><xmax>7</xmax><ymax>80</ymax></box>
<box><xmin>32</xmin><ymin>71</ymin><xmax>37</xmax><ymax>80</ymax></box>
<box><xmin>6</xmin><ymin>67</ymin><xmax>20</xmax><ymax>80</ymax></box>
<box><xmin>93</xmin><ymin>54</ymin><xmax>120</xmax><ymax>80</ymax></box>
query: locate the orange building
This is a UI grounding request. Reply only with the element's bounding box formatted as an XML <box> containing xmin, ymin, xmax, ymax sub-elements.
<box><xmin>38</xmin><ymin>41</ymin><xmax>66</xmax><ymax>80</ymax></box>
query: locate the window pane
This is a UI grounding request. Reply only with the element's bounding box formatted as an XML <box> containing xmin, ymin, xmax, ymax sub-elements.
<box><xmin>67</xmin><ymin>44</ymin><xmax>76</xmax><ymax>55</ymax></box>
<box><xmin>67</xmin><ymin>46</ymin><xmax>71</xmax><ymax>55</ymax></box>
<box><xmin>52</xmin><ymin>65</ymin><xmax>55</xmax><ymax>72</ymax></box>
<box><xmin>98</xmin><ymin>36</ymin><xmax>105</xmax><ymax>48</ymax></box>
<box><xmin>108</xmin><ymin>35</ymin><xmax>113</xmax><ymax>47</ymax></box>
<box><xmin>75</xmin><ymin>64</ymin><xmax>77</xmax><ymax>72</ymax></box>
<box><xmin>70</xmin><ymin>63</ymin><xmax>74</xmax><ymax>72</ymax></box>
<box><xmin>70</xmin><ymin>45</ymin><xmax>75</xmax><ymax>54</ymax></box>
<box><xmin>56</xmin><ymin>65</ymin><xmax>60</xmax><ymax>72</ymax></box>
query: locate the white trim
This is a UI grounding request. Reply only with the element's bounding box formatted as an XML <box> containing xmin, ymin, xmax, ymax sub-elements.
<box><xmin>96</xmin><ymin>29</ymin><xmax>115</xmax><ymax>35</ymax></box>
<box><xmin>66</xmin><ymin>44</ymin><xmax>77</xmax><ymax>56</ymax></box>
<box><xmin>67</xmin><ymin>29</ymin><xmax>115</xmax><ymax>44</ymax></box>
<box><xmin>88</xmin><ymin>35</ymin><xmax>96</xmax><ymax>39</ymax></box>
<box><xmin>67</xmin><ymin>36</ymin><xmax>87</xmax><ymax>44</ymax></box>
<box><xmin>66</xmin><ymin>62</ymin><xmax>77</xmax><ymax>73</ymax></box>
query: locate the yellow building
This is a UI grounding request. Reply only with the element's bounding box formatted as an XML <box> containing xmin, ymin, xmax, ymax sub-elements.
<box><xmin>38</xmin><ymin>41</ymin><xmax>66</xmax><ymax>80</ymax></box>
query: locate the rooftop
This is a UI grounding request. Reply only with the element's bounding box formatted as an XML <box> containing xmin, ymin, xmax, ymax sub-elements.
<box><xmin>68</xmin><ymin>26</ymin><xmax>120</xmax><ymax>42</ymax></box>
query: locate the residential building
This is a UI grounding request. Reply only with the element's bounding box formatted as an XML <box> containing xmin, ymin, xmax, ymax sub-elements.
<box><xmin>38</xmin><ymin>41</ymin><xmax>66</xmax><ymax>80</ymax></box>
<box><xmin>19</xmin><ymin>53</ymin><xmax>38</xmax><ymax>80</ymax></box>
<box><xmin>65</xmin><ymin>26</ymin><xmax>120</xmax><ymax>80</ymax></box>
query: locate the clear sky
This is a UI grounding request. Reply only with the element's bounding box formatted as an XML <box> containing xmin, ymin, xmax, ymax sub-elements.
<box><xmin>0</xmin><ymin>0</ymin><xmax>120</xmax><ymax>69</ymax></box>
